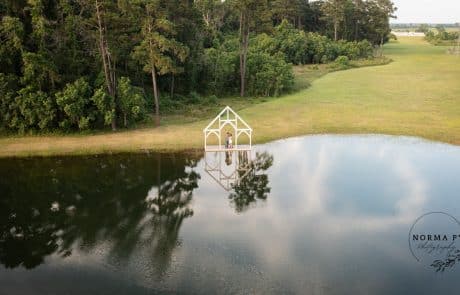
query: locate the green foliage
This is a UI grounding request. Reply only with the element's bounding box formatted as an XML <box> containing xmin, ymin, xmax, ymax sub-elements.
<box><xmin>9</xmin><ymin>86</ymin><xmax>56</xmax><ymax>133</ymax></box>
<box><xmin>117</xmin><ymin>77</ymin><xmax>146</xmax><ymax>127</ymax></box>
<box><xmin>246</xmin><ymin>51</ymin><xmax>294</xmax><ymax>96</ymax></box>
<box><xmin>204</xmin><ymin>39</ymin><xmax>239</xmax><ymax>94</ymax></box>
<box><xmin>91</xmin><ymin>87</ymin><xmax>115</xmax><ymax>127</ymax></box>
<box><xmin>187</xmin><ymin>91</ymin><xmax>202</xmax><ymax>104</ymax></box>
<box><xmin>424</xmin><ymin>26</ymin><xmax>459</xmax><ymax>46</ymax></box>
<box><xmin>55</xmin><ymin>78</ymin><xmax>94</xmax><ymax>130</ymax></box>
<box><xmin>0</xmin><ymin>16</ymin><xmax>24</xmax><ymax>74</ymax></box>
<box><xmin>205</xmin><ymin>95</ymin><xmax>218</xmax><ymax>105</ymax></box>
<box><xmin>332</xmin><ymin>55</ymin><xmax>350</xmax><ymax>70</ymax></box>
<box><xmin>0</xmin><ymin>0</ymin><xmax>393</xmax><ymax>133</ymax></box>
<box><xmin>0</xmin><ymin>73</ymin><xmax>18</xmax><ymax>129</ymax></box>
<box><xmin>254</xmin><ymin>21</ymin><xmax>374</xmax><ymax>64</ymax></box>
<box><xmin>21</xmin><ymin>52</ymin><xmax>59</xmax><ymax>91</ymax></box>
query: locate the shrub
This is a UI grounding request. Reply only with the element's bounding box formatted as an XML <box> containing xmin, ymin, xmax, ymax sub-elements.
<box><xmin>204</xmin><ymin>40</ymin><xmax>239</xmax><ymax>95</ymax></box>
<box><xmin>269</xmin><ymin>21</ymin><xmax>374</xmax><ymax>64</ymax></box>
<box><xmin>187</xmin><ymin>91</ymin><xmax>201</xmax><ymax>104</ymax></box>
<box><xmin>246</xmin><ymin>52</ymin><xmax>294</xmax><ymax>97</ymax></box>
<box><xmin>91</xmin><ymin>87</ymin><xmax>115</xmax><ymax>127</ymax></box>
<box><xmin>205</xmin><ymin>95</ymin><xmax>218</xmax><ymax>105</ymax></box>
<box><xmin>117</xmin><ymin>76</ymin><xmax>146</xmax><ymax>127</ymax></box>
<box><xmin>333</xmin><ymin>56</ymin><xmax>350</xmax><ymax>69</ymax></box>
<box><xmin>10</xmin><ymin>86</ymin><xmax>56</xmax><ymax>132</ymax></box>
<box><xmin>55</xmin><ymin>78</ymin><xmax>94</xmax><ymax>130</ymax></box>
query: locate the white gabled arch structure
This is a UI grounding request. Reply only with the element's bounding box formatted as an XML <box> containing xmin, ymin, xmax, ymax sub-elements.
<box><xmin>203</xmin><ymin>106</ymin><xmax>252</xmax><ymax>151</ymax></box>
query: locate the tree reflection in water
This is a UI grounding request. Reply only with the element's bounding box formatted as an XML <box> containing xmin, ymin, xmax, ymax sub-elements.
<box><xmin>143</xmin><ymin>154</ymin><xmax>199</xmax><ymax>276</ymax></box>
<box><xmin>229</xmin><ymin>152</ymin><xmax>274</xmax><ymax>213</ymax></box>
<box><xmin>0</xmin><ymin>153</ymin><xmax>200</xmax><ymax>276</ymax></box>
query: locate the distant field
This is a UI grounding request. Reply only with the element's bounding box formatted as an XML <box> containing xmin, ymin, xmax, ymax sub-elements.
<box><xmin>392</xmin><ymin>26</ymin><xmax>459</xmax><ymax>33</ymax></box>
<box><xmin>245</xmin><ymin>37</ymin><xmax>460</xmax><ymax>145</ymax></box>
<box><xmin>1</xmin><ymin>37</ymin><xmax>459</xmax><ymax>157</ymax></box>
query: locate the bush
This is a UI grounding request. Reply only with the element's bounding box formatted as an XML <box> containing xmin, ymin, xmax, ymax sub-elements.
<box><xmin>246</xmin><ymin>52</ymin><xmax>294</xmax><ymax>97</ymax></box>
<box><xmin>333</xmin><ymin>56</ymin><xmax>350</xmax><ymax>70</ymax></box>
<box><xmin>91</xmin><ymin>87</ymin><xmax>115</xmax><ymax>127</ymax></box>
<box><xmin>117</xmin><ymin>76</ymin><xmax>146</xmax><ymax>127</ymax></box>
<box><xmin>10</xmin><ymin>86</ymin><xmax>56</xmax><ymax>132</ymax></box>
<box><xmin>204</xmin><ymin>40</ymin><xmax>239</xmax><ymax>95</ymax></box>
<box><xmin>356</xmin><ymin>40</ymin><xmax>374</xmax><ymax>58</ymax></box>
<box><xmin>205</xmin><ymin>95</ymin><xmax>218</xmax><ymax>105</ymax></box>
<box><xmin>266</xmin><ymin>21</ymin><xmax>374</xmax><ymax>65</ymax></box>
<box><xmin>55</xmin><ymin>78</ymin><xmax>94</xmax><ymax>130</ymax></box>
<box><xmin>424</xmin><ymin>26</ymin><xmax>459</xmax><ymax>45</ymax></box>
<box><xmin>187</xmin><ymin>91</ymin><xmax>201</xmax><ymax>104</ymax></box>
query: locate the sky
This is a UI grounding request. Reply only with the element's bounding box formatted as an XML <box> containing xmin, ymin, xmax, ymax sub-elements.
<box><xmin>391</xmin><ymin>0</ymin><xmax>459</xmax><ymax>24</ymax></box>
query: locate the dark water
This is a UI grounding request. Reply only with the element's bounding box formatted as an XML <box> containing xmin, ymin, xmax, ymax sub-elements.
<box><xmin>1</xmin><ymin>135</ymin><xmax>460</xmax><ymax>294</ymax></box>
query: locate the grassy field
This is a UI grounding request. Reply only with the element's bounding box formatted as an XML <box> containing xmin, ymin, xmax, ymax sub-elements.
<box><xmin>1</xmin><ymin>37</ymin><xmax>459</xmax><ymax>157</ymax></box>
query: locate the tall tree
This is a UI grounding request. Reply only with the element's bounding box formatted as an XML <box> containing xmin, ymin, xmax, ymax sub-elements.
<box><xmin>270</xmin><ymin>0</ymin><xmax>304</xmax><ymax>28</ymax></box>
<box><xmin>321</xmin><ymin>0</ymin><xmax>347</xmax><ymax>41</ymax></box>
<box><xmin>132</xmin><ymin>0</ymin><xmax>188</xmax><ymax>126</ymax></box>
<box><xmin>194</xmin><ymin>0</ymin><xmax>225</xmax><ymax>30</ymax></box>
<box><xmin>232</xmin><ymin>0</ymin><xmax>271</xmax><ymax>97</ymax></box>
<box><xmin>366</xmin><ymin>0</ymin><xmax>396</xmax><ymax>53</ymax></box>
<box><xmin>375</xmin><ymin>0</ymin><xmax>397</xmax><ymax>49</ymax></box>
<box><xmin>94</xmin><ymin>0</ymin><xmax>117</xmax><ymax>130</ymax></box>
<box><xmin>352</xmin><ymin>0</ymin><xmax>365</xmax><ymax>41</ymax></box>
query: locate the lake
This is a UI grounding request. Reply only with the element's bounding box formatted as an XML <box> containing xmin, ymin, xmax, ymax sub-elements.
<box><xmin>1</xmin><ymin>135</ymin><xmax>460</xmax><ymax>294</ymax></box>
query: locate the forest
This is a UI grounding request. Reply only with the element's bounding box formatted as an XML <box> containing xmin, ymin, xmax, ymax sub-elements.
<box><xmin>0</xmin><ymin>0</ymin><xmax>396</xmax><ymax>132</ymax></box>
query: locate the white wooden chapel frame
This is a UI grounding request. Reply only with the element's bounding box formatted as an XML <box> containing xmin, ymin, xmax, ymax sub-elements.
<box><xmin>203</xmin><ymin>106</ymin><xmax>252</xmax><ymax>151</ymax></box>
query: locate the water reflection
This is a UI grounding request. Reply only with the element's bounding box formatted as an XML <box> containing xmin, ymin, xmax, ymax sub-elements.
<box><xmin>1</xmin><ymin>135</ymin><xmax>460</xmax><ymax>294</ymax></box>
<box><xmin>204</xmin><ymin>151</ymin><xmax>253</xmax><ymax>191</ymax></box>
<box><xmin>204</xmin><ymin>150</ymin><xmax>274</xmax><ymax>212</ymax></box>
<box><xmin>0</xmin><ymin>153</ymin><xmax>200</xmax><ymax>275</ymax></box>
<box><xmin>229</xmin><ymin>152</ymin><xmax>274</xmax><ymax>213</ymax></box>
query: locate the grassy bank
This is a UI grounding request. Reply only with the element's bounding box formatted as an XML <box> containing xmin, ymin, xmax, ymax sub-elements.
<box><xmin>1</xmin><ymin>37</ymin><xmax>459</xmax><ymax>157</ymax></box>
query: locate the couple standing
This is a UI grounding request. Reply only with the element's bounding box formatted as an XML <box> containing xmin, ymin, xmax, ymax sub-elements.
<box><xmin>225</xmin><ymin>132</ymin><xmax>233</xmax><ymax>149</ymax></box>
<box><xmin>225</xmin><ymin>132</ymin><xmax>233</xmax><ymax>165</ymax></box>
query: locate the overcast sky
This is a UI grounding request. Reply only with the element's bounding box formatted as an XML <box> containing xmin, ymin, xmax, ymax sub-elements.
<box><xmin>391</xmin><ymin>0</ymin><xmax>459</xmax><ymax>23</ymax></box>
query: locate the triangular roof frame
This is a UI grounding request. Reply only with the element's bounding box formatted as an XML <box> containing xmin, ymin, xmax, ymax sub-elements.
<box><xmin>204</xmin><ymin>150</ymin><xmax>253</xmax><ymax>191</ymax></box>
<box><xmin>203</xmin><ymin>106</ymin><xmax>252</xmax><ymax>151</ymax></box>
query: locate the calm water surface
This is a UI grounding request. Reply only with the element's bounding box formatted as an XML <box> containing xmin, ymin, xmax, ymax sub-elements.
<box><xmin>1</xmin><ymin>135</ymin><xmax>460</xmax><ymax>294</ymax></box>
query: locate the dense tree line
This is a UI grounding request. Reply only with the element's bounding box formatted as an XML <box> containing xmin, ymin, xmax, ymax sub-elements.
<box><xmin>0</xmin><ymin>0</ymin><xmax>395</xmax><ymax>133</ymax></box>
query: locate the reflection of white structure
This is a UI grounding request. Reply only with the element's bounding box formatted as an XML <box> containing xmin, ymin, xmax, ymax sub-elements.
<box><xmin>204</xmin><ymin>151</ymin><xmax>252</xmax><ymax>191</ymax></box>
<box><xmin>203</xmin><ymin>106</ymin><xmax>252</xmax><ymax>151</ymax></box>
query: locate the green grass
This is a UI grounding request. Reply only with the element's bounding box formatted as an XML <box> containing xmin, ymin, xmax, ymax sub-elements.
<box><xmin>1</xmin><ymin>37</ymin><xmax>459</xmax><ymax>157</ymax></box>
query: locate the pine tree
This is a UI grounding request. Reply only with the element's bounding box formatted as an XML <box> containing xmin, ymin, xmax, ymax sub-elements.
<box><xmin>132</xmin><ymin>0</ymin><xmax>188</xmax><ymax>126</ymax></box>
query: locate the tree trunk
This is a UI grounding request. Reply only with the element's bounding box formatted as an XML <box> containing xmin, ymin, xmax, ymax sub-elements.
<box><xmin>147</xmin><ymin>21</ymin><xmax>160</xmax><ymax>126</ymax></box>
<box><xmin>170</xmin><ymin>74</ymin><xmax>175</xmax><ymax>98</ymax></box>
<box><xmin>354</xmin><ymin>21</ymin><xmax>358</xmax><ymax>41</ymax></box>
<box><xmin>334</xmin><ymin>20</ymin><xmax>338</xmax><ymax>41</ymax></box>
<box><xmin>239</xmin><ymin>11</ymin><xmax>249</xmax><ymax>97</ymax></box>
<box><xmin>151</xmin><ymin>67</ymin><xmax>160</xmax><ymax>126</ymax></box>
<box><xmin>95</xmin><ymin>0</ymin><xmax>117</xmax><ymax>131</ymax></box>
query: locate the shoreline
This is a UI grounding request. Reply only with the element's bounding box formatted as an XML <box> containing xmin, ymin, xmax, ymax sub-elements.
<box><xmin>1</xmin><ymin>131</ymin><xmax>458</xmax><ymax>158</ymax></box>
<box><xmin>1</xmin><ymin>37</ymin><xmax>459</xmax><ymax>158</ymax></box>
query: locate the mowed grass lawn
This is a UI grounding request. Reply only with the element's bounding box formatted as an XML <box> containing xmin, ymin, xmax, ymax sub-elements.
<box><xmin>1</xmin><ymin>37</ymin><xmax>459</xmax><ymax>157</ymax></box>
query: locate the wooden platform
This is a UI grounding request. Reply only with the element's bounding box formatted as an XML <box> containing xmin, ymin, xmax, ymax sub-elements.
<box><xmin>204</xmin><ymin>147</ymin><xmax>252</xmax><ymax>152</ymax></box>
